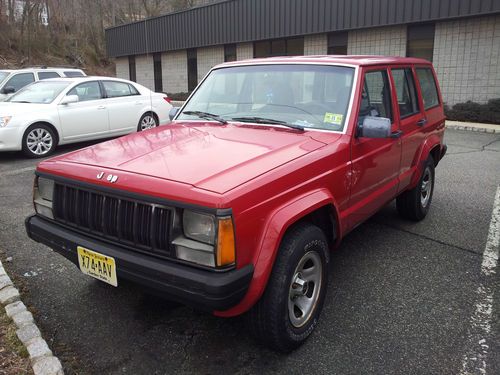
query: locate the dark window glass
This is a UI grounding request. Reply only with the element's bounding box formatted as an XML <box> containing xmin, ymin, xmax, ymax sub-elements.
<box><xmin>102</xmin><ymin>80</ymin><xmax>138</xmax><ymax>98</ymax></box>
<box><xmin>153</xmin><ymin>53</ymin><xmax>163</xmax><ymax>92</ymax></box>
<box><xmin>416</xmin><ymin>68</ymin><xmax>440</xmax><ymax>109</ymax></box>
<box><xmin>5</xmin><ymin>73</ymin><xmax>35</xmax><ymax>91</ymax></box>
<box><xmin>391</xmin><ymin>68</ymin><xmax>420</xmax><ymax>118</ymax></box>
<box><xmin>187</xmin><ymin>48</ymin><xmax>198</xmax><ymax>92</ymax></box>
<box><xmin>63</xmin><ymin>71</ymin><xmax>84</xmax><ymax>78</ymax></box>
<box><xmin>68</xmin><ymin>81</ymin><xmax>102</xmax><ymax>101</ymax></box>
<box><xmin>254</xmin><ymin>37</ymin><xmax>304</xmax><ymax>58</ymax></box>
<box><xmin>328</xmin><ymin>32</ymin><xmax>348</xmax><ymax>55</ymax></box>
<box><xmin>38</xmin><ymin>71</ymin><xmax>61</xmax><ymax>80</ymax></box>
<box><xmin>224</xmin><ymin>44</ymin><xmax>237</xmax><ymax>62</ymax></box>
<box><xmin>128</xmin><ymin>55</ymin><xmax>136</xmax><ymax>82</ymax></box>
<box><xmin>407</xmin><ymin>24</ymin><xmax>435</xmax><ymax>62</ymax></box>
<box><xmin>358</xmin><ymin>70</ymin><xmax>392</xmax><ymax>124</ymax></box>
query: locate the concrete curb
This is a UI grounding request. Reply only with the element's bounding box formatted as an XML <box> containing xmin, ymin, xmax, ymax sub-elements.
<box><xmin>445</xmin><ymin>121</ymin><xmax>499</xmax><ymax>133</ymax></box>
<box><xmin>0</xmin><ymin>259</ymin><xmax>64</xmax><ymax>375</ymax></box>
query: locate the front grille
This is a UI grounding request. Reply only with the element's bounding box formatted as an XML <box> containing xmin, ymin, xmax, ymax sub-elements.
<box><xmin>53</xmin><ymin>183</ymin><xmax>172</xmax><ymax>255</ymax></box>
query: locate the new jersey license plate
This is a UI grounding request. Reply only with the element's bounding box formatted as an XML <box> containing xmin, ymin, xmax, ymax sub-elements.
<box><xmin>77</xmin><ymin>246</ymin><xmax>117</xmax><ymax>287</ymax></box>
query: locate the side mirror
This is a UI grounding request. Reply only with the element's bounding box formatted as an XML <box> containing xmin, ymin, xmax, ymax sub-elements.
<box><xmin>169</xmin><ymin>106</ymin><xmax>180</xmax><ymax>121</ymax></box>
<box><xmin>358</xmin><ymin>116</ymin><xmax>392</xmax><ymax>138</ymax></box>
<box><xmin>1</xmin><ymin>86</ymin><xmax>15</xmax><ymax>95</ymax></box>
<box><xmin>60</xmin><ymin>95</ymin><xmax>79</xmax><ymax>105</ymax></box>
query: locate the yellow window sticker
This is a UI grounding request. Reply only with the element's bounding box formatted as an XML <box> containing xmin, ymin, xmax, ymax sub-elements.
<box><xmin>324</xmin><ymin>112</ymin><xmax>344</xmax><ymax>125</ymax></box>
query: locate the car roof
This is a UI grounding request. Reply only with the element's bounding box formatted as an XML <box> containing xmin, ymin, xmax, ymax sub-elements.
<box><xmin>217</xmin><ymin>55</ymin><xmax>432</xmax><ymax>68</ymax></box>
<box><xmin>35</xmin><ymin>76</ymin><xmax>136</xmax><ymax>84</ymax></box>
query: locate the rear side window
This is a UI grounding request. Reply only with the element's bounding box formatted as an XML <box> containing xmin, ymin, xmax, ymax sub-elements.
<box><xmin>4</xmin><ymin>73</ymin><xmax>35</xmax><ymax>91</ymax></box>
<box><xmin>64</xmin><ymin>71</ymin><xmax>84</xmax><ymax>77</ymax></box>
<box><xmin>38</xmin><ymin>71</ymin><xmax>61</xmax><ymax>80</ymax></box>
<box><xmin>416</xmin><ymin>68</ymin><xmax>439</xmax><ymax>109</ymax></box>
<box><xmin>358</xmin><ymin>70</ymin><xmax>393</xmax><ymax>124</ymax></box>
<box><xmin>102</xmin><ymin>81</ymin><xmax>139</xmax><ymax>97</ymax></box>
<box><xmin>391</xmin><ymin>68</ymin><xmax>420</xmax><ymax>118</ymax></box>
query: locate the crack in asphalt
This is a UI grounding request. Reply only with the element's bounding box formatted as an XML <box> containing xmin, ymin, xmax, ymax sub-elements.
<box><xmin>381</xmin><ymin>223</ymin><xmax>483</xmax><ymax>257</ymax></box>
<box><xmin>447</xmin><ymin>139</ymin><xmax>500</xmax><ymax>155</ymax></box>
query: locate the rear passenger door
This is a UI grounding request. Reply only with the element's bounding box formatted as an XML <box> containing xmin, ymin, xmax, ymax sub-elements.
<box><xmin>101</xmin><ymin>80</ymin><xmax>142</xmax><ymax>134</ymax></box>
<box><xmin>389</xmin><ymin>67</ymin><xmax>426</xmax><ymax>192</ymax></box>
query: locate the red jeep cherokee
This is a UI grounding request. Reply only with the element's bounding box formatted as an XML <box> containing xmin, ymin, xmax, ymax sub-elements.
<box><xmin>26</xmin><ymin>56</ymin><xmax>446</xmax><ymax>352</ymax></box>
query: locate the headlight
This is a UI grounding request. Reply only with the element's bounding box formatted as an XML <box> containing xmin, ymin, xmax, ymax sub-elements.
<box><xmin>33</xmin><ymin>177</ymin><xmax>54</xmax><ymax>219</ymax></box>
<box><xmin>183</xmin><ymin>210</ymin><xmax>216</xmax><ymax>244</ymax></box>
<box><xmin>0</xmin><ymin>116</ymin><xmax>12</xmax><ymax>127</ymax></box>
<box><xmin>174</xmin><ymin>210</ymin><xmax>236</xmax><ymax>268</ymax></box>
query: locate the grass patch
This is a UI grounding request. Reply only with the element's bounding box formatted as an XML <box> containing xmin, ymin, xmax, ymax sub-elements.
<box><xmin>0</xmin><ymin>306</ymin><xmax>32</xmax><ymax>374</ymax></box>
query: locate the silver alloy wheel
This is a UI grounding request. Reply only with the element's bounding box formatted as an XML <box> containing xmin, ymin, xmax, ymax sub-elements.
<box><xmin>288</xmin><ymin>251</ymin><xmax>323</xmax><ymax>328</ymax></box>
<box><xmin>420</xmin><ymin>166</ymin><xmax>432</xmax><ymax>208</ymax></box>
<box><xmin>140</xmin><ymin>114</ymin><xmax>157</xmax><ymax>130</ymax></box>
<box><xmin>26</xmin><ymin>128</ymin><xmax>53</xmax><ymax>156</ymax></box>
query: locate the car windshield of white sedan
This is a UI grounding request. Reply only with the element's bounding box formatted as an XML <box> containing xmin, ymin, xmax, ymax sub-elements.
<box><xmin>178</xmin><ymin>64</ymin><xmax>355</xmax><ymax>131</ymax></box>
<box><xmin>8</xmin><ymin>81</ymin><xmax>70</xmax><ymax>104</ymax></box>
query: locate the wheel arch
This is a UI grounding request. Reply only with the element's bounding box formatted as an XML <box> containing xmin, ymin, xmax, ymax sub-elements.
<box><xmin>215</xmin><ymin>189</ymin><xmax>341</xmax><ymax>317</ymax></box>
<box><xmin>409</xmin><ymin>135</ymin><xmax>442</xmax><ymax>188</ymax></box>
<box><xmin>24</xmin><ymin>121</ymin><xmax>60</xmax><ymax>145</ymax></box>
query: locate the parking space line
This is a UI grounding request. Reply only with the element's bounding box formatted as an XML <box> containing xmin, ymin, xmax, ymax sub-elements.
<box><xmin>0</xmin><ymin>166</ymin><xmax>36</xmax><ymax>177</ymax></box>
<box><xmin>460</xmin><ymin>186</ymin><xmax>500</xmax><ymax>375</ymax></box>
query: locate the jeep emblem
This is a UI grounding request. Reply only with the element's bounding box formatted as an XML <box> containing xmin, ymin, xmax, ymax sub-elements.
<box><xmin>106</xmin><ymin>174</ymin><xmax>118</xmax><ymax>183</ymax></box>
<box><xmin>97</xmin><ymin>172</ymin><xmax>104</xmax><ymax>179</ymax></box>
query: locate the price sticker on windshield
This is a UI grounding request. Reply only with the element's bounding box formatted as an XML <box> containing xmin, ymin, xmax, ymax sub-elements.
<box><xmin>324</xmin><ymin>112</ymin><xmax>343</xmax><ymax>125</ymax></box>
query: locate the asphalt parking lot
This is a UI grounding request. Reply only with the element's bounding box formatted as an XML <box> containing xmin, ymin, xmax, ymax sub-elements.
<box><xmin>0</xmin><ymin>129</ymin><xmax>499</xmax><ymax>375</ymax></box>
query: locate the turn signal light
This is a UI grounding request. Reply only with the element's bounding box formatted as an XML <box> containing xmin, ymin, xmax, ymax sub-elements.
<box><xmin>216</xmin><ymin>217</ymin><xmax>236</xmax><ymax>267</ymax></box>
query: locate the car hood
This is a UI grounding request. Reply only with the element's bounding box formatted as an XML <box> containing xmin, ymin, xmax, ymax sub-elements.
<box><xmin>0</xmin><ymin>102</ymin><xmax>51</xmax><ymax>114</ymax></box>
<box><xmin>48</xmin><ymin>122</ymin><xmax>328</xmax><ymax>194</ymax></box>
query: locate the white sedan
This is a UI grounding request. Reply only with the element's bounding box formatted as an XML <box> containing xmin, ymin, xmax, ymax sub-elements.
<box><xmin>0</xmin><ymin>77</ymin><xmax>172</xmax><ymax>157</ymax></box>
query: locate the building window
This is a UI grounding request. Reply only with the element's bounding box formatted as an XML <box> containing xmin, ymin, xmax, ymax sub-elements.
<box><xmin>328</xmin><ymin>32</ymin><xmax>348</xmax><ymax>55</ymax></box>
<box><xmin>128</xmin><ymin>56</ymin><xmax>136</xmax><ymax>82</ymax></box>
<box><xmin>407</xmin><ymin>24</ymin><xmax>435</xmax><ymax>62</ymax></box>
<box><xmin>153</xmin><ymin>53</ymin><xmax>163</xmax><ymax>92</ymax></box>
<box><xmin>187</xmin><ymin>48</ymin><xmax>198</xmax><ymax>92</ymax></box>
<box><xmin>224</xmin><ymin>44</ymin><xmax>237</xmax><ymax>62</ymax></box>
<box><xmin>254</xmin><ymin>37</ymin><xmax>304</xmax><ymax>58</ymax></box>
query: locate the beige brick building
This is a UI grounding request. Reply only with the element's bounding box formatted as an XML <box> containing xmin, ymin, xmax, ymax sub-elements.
<box><xmin>107</xmin><ymin>1</ymin><xmax>500</xmax><ymax>106</ymax></box>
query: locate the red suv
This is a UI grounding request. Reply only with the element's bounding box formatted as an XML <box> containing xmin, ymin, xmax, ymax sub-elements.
<box><xmin>26</xmin><ymin>56</ymin><xmax>446</xmax><ymax>352</ymax></box>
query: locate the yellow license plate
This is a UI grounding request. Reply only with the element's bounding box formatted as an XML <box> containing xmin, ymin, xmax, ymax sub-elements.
<box><xmin>77</xmin><ymin>246</ymin><xmax>117</xmax><ymax>287</ymax></box>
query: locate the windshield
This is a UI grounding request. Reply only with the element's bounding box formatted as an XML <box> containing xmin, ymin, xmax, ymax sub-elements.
<box><xmin>178</xmin><ymin>64</ymin><xmax>355</xmax><ymax>131</ymax></box>
<box><xmin>8</xmin><ymin>81</ymin><xmax>70</xmax><ymax>104</ymax></box>
<box><xmin>0</xmin><ymin>71</ymin><xmax>9</xmax><ymax>84</ymax></box>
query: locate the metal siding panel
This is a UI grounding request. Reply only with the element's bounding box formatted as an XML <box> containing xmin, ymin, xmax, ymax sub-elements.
<box><xmin>449</xmin><ymin>0</ymin><xmax>460</xmax><ymax>16</ymax></box>
<box><xmin>480</xmin><ymin>0</ymin><xmax>493</xmax><ymax>12</ymax></box>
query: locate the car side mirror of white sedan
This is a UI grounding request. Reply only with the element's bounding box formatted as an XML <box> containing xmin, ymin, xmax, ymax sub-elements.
<box><xmin>60</xmin><ymin>95</ymin><xmax>79</xmax><ymax>105</ymax></box>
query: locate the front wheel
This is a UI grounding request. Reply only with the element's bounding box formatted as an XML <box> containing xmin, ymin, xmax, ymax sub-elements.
<box><xmin>22</xmin><ymin>124</ymin><xmax>56</xmax><ymax>158</ymax></box>
<box><xmin>396</xmin><ymin>156</ymin><xmax>435</xmax><ymax>221</ymax></box>
<box><xmin>247</xmin><ymin>223</ymin><xmax>329</xmax><ymax>352</ymax></box>
<box><xmin>137</xmin><ymin>112</ymin><xmax>158</xmax><ymax>131</ymax></box>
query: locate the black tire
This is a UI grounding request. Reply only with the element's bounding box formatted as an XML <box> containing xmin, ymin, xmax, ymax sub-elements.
<box><xmin>396</xmin><ymin>156</ymin><xmax>435</xmax><ymax>221</ymax></box>
<box><xmin>22</xmin><ymin>123</ymin><xmax>57</xmax><ymax>158</ymax></box>
<box><xmin>137</xmin><ymin>112</ymin><xmax>158</xmax><ymax>131</ymax></box>
<box><xmin>246</xmin><ymin>222</ymin><xmax>329</xmax><ymax>352</ymax></box>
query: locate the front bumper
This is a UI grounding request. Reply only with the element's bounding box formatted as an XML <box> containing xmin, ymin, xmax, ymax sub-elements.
<box><xmin>0</xmin><ymin>126</ymin><xmax>22</xmax><ymax>151</ymax></box>
<box><xmin>25</xmin><ymin>215</ymin><xmax>253</xmax><ymax>312</ymax></box>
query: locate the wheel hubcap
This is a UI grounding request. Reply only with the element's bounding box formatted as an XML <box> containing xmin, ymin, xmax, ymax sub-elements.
<box><xmin>420</xmin><ymin>167</ymin><xmax>432</xmax><ymax>207</ymax></box>
<box><xmin>288</xmin><ymin>251</ymin><xmax>322</xmax><ymax>328</ymax></box>
<box><xmin>140</xmin><ymin>115</ymin><xmax>156</xmax><ymax>130</ymax></box>
<box><xmin>26</xmin><ymin>129</ymin><xmax>53</xmax><ymax>155</ymax></box>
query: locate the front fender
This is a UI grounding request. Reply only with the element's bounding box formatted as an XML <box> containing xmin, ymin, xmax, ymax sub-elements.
<box><xmin>215</xmin><ymin>189</ymin><xmax>340</xmax><ymax>317</ymax></box>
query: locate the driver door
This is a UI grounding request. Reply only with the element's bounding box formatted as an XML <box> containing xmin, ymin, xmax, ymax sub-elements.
<box><xmin>58</xmin><ymin>81</ymin><xmax>110</xmax><ymax>140</ymax></box>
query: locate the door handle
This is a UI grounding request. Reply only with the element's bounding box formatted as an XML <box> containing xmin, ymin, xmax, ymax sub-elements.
<box><xmin>97</xmin><ymin>105</ymin><xmax>106</xmax><ymax>110</ymax></box>
<box><xmin>390</xmin><ymin>130</ymin><xmax>402</xmax><ymax>139</ymax></box>
<box><xmin>416</xmin><ymin>118</ymin><xmax>428</xmax><ymax>127</ymax></box>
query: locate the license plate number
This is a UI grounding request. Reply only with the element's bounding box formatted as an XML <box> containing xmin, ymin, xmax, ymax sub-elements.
<box><xmin>77</xmin><ymin>246</ymin><xmax>117</xmax><ymax>287</ymax></box>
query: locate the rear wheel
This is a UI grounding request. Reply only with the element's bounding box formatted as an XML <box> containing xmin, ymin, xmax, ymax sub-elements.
<box><xmin>138</xmin><ymin>112</ymin><xmax>158</xmax><ymax>131</ymax></box>
<box><xmin>247</xmin><ymin>223</ymin><xmax>329</xmax><ymax>352</ymax></box>
<box><xmin>22</xmin><ymin>124</ymin><xmax>56</xmax><ymax>158</ymax></box>
<box><xmin>396</xmin><ymin>156</ymin><xmax>435</xmax><ymax>221</ymax></box>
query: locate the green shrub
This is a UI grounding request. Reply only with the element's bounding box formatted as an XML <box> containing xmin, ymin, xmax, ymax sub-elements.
<box><xmin>167</xmin><ymin>92</ymin><xmax>191</xmax><ymax>101</ymax></box>
<box><xmin>445</xmin><ymin>99</ymin><xmax>500</xmax><ymax>124</ymax></box>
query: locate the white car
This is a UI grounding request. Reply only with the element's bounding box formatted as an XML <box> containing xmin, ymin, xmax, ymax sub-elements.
<box><xmin>0</xmin><ymin>67</ymin><xmax>86</xmax><ymax>102</ymax></box>
<box><xmin>0</xmin><ymin>77</ymin><xmax>172</xmax><ymax>158</ymax></box>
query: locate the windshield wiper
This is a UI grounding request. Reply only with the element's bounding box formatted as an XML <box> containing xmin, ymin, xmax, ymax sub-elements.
<box><xmin>231</xmin><ymin>116</ymin><xmax>304</xmax><ymax>131</ymax></box>
<box><xmin>182</xmin><ymin>110</ymin><xmax>227</xmax><ymax>124</ymax></box>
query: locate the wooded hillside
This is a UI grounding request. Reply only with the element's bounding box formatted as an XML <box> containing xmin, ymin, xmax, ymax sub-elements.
<box><xmin>0</xmin><ymin>0</ymin><xmax>213</xmax><ymax>75</ymax></box>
